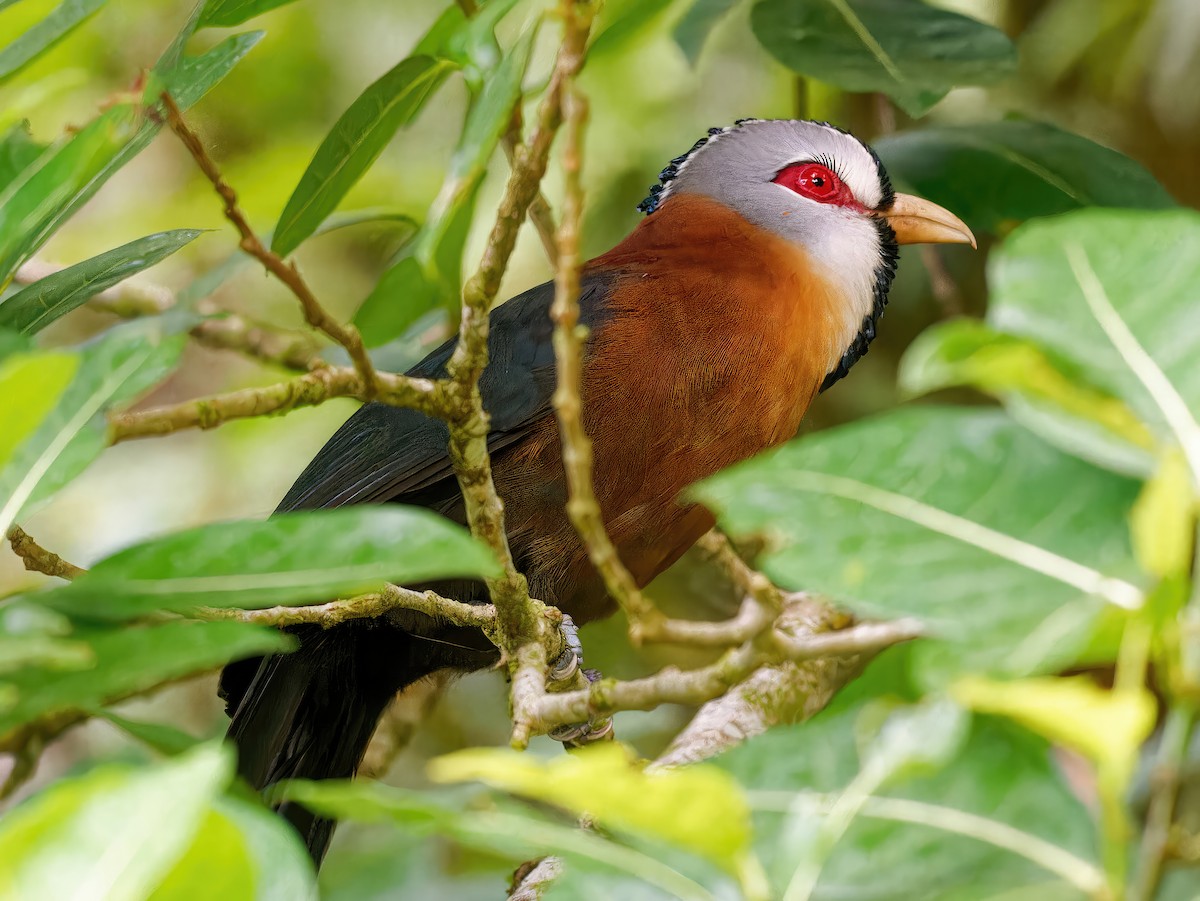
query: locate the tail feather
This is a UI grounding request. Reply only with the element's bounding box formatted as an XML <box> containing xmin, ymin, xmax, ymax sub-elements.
<box><xmin>223</xmin><ymin>622</ymin><xmax>431</xmax><ymax>864</ymax></box>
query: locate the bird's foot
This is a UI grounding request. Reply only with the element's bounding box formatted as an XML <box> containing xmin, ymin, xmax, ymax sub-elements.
<box><xmin>546</xmin><ymin>616</ymin><xmax>613</xmax><ymax>747</ymax></box>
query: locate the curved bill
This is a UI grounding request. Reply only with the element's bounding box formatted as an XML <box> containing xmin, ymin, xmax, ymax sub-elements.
<box><xmin>884</xmin><ymin>194</ymin><xmax>977</xmax><ymax>249</ymax></box>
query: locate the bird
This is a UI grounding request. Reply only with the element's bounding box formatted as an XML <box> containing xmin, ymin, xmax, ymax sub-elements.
<box><xmin>219</xmin><ymin>117</ymin><xmax>975</xmax><ymax>864</ymax></box>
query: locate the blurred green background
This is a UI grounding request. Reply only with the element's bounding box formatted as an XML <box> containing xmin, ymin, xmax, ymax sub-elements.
<box><xmin>2</xmin><ymin>0</ymin><xmax>1198</xmax><ymax>892</ymax></box>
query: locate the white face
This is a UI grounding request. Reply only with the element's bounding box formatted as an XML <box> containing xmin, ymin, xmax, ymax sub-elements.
<box><xmin>650</xmin><ymin>119</ymin><xmax>898</xmax><ymax>385</ymax></box>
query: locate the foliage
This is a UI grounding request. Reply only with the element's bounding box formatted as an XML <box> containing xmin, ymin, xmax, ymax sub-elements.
<box><xmin>0</xmin><ymin>1</ymin><xmax>1198</xmax><ymax>900</ymax></box>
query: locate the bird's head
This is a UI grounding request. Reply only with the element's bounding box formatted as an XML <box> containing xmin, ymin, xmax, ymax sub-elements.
<box><xmin>639</xmin><ymin>118</ymin><xmax>975</xmax><ymax>388</ymax></box>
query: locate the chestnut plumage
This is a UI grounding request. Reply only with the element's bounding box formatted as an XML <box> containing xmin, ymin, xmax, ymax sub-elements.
<box><xmin>220</xmin><ymin>119</ymin><xmax>974</xmax><ymax>864</ymax></box>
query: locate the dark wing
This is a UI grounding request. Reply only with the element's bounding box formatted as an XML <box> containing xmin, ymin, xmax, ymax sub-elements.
<box><xmin>276</xmin><ymin>271</ymin><xmax>615</xmax><ymax>514</ymax></box>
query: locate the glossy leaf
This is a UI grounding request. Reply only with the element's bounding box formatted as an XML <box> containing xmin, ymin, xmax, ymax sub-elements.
<box><xmin>356</xmin><ymin>24</ymin><xmax>534</xmax><ymax>344</ymax></box>
<box><xmin>750</xmin><ymin>0</ymin><xmax>1016</xmax><ymax>117</ymax></box>
<box><xmin>693</xmin><ymin>407</ymin><xmax>1143</xmax><ymax>684</ymax></box>
<box><xmin>0</xmin><ymin>744</ymin><xmax>231</xmax><ymax>900</ymax></box>
<box><xmin>953</xmin><ymin>675</ymin><xmax>1155</xmax><ymax>790</ymax></box>
<box><xmin>198</xmin><ymin>0</ymin><xmax>299</xmax><ymax>28</ymax></box>
<box><xmin>430</xmin><ymin>743</ymin><xmax>753</xmax><ymax>873</ymax></box>
<box><xmin>92</xmin><ymin>709</ymin><xmax>202</xmax><ymax>756</ymax></box>
<box><xmin>0</xmin><ymin>121</ymin><xmax>44</xmax><ymax>193</ymax></box>
<box><xmin>0</xmin><ymin>229</ymin><xmax>202</xmax><ymax>334</ymax></box>
<box><xmin>41</xmin><ymin>506</ymin><xmax>501</xmax><ymax>620</ymax></box>
<box><xmin>151</xmin><ymin>798</ymin><xmax>316</xmax><ymax>901</ymax></box>
<box><xmin>0</xmin><ymin>350</ymin><xmax>77</xmax><ymax>468</ymax></box>
<box><xmin>723</xmin><ymin>712</ymin><xmax>1099</xmax><ymax>898</ymax></box>
<box><xmin>272</xmin><ymin>56</ymin><xmax>455</xmax><ymax>257</ymax></box>
<box><xmin>899</xmin><ymin>318</ymin><xmax>1155</xmax><ymax>477</ymax></box>
<box><xmin>875</xmin><ymin>121</ymin><xmax>1175</xmax><ymax>235</ymax></box>
<box><xmin>1130</xmin><ymin>449</ymin><xmax>1195</xmax><ymax>580</ymax></box>
<box><xmin>0</xmin><ymin>621</ymin><xmax>291</xmax><ymax>741</ymax></box>
<box><xmin>280</xmin><ymin>780</ymin><xmax>717</xmax><ymax>900</ymax></box>
<box><xmin>674</xmin><ymin>0</ymin><xmax>742</xmax><ymax>63</ymax></box>
<box><xmin>989</xmin><ymin>209</ymin><xmax>1200</xmax><ymax>454</ymax></box>
<box><xmin>0</xmin><ymin>105</ymin><xmax>138</xmax><ymax>285</ymax></box>
<box><xmin>0</xmin><ymin>0</ymin><xmax>107</xmax><ymax>83</ymax></box>
<box><xmin>0</xmin><ymin>327</ymin><xmax>183</xmax><ymax>535</ymax></box>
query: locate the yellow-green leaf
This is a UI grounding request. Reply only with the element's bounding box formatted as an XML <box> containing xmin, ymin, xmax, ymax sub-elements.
<box><xmin>0</xmin><ymin>351</ymin><xmax>77</xmax><ymax>468</ymax></box>
<box><xmin>1130</xmin><ymin>448</ymin><xmax>1196</xmax><ymax>580</ymax></box>
<box><xmin>951</xmin><ymin>675</ymin><xmax>1155</xmax><ymax>789</ymax></box>
<box><xmin>429</xmin><ymin>743</ymin><xmax>752</xmax><ymax>873</ymax></box>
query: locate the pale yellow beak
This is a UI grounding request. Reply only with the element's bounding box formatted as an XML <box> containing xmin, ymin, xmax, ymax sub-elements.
<box><xmin>883</xmin><ymin>193</ymin><xmax>976</xmax><ymax>249</ymax></box>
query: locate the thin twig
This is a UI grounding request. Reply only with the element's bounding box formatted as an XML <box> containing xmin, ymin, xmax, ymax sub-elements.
<box><xmin>5</xmin><ymin>525</ymin><xmax>85</xmax><ymax>580</ymax></box>
<box><xmin>160</xmin><ymin>92</ymin><xmax>381</xmax><ymax>398</ymax></box>
<box><xmin>1133</xmin><ymin>703</ymin><xmax>1197</xmax><ymax>901</ymax></box>
<box><xmin>197</xmin><ymin>583</ymin><xmax>497</xmax><ymax>633</ymax></box>
<box><xmin>189</xmin><ymin>315</ymin><xmax>320</xmax><ymax>371</ymax></box>
<box><xmin>107</xmin><ymin>365</ymin><xmax>442</xmax><ymax>443</ymax></box>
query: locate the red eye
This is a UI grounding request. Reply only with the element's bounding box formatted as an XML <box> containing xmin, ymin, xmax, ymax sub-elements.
<box><xmin>773</xmin><ymin>162</ymin><xmax>851</xmax><ymax>205</ymax></box>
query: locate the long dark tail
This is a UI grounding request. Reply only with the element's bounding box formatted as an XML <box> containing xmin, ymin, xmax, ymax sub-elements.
<box><xmin>221</xmin><ymin>622</ymin><xmax>435</xmax><ymax>865</ymax></box>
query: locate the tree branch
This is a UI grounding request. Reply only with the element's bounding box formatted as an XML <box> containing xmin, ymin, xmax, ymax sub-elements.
<box><xmin>5</xmin><ymin>525</ymin><xmax>85</xmax><ymax>580</ymax></box>
<box><xmin>160</xmin><ymin>92</ymin><xmax>381</xmax><ymax>398</ymax></box>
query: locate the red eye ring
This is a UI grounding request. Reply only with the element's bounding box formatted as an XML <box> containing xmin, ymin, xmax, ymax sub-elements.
<box><xmin>773</xmin><ymin>162</ymin><xmax>856</xmax><ymax>207</ymax></box>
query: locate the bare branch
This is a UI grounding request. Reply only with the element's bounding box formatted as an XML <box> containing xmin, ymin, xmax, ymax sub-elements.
<box><xmin>107</xmin><ymin>365</ymin><xmax>443</xmax><ymax>443</ymax></box>
<box><xmin>197</xmin><ymin>582</ymin><xmax>497</xmax><ymax>633</ymax></box>
<box><xmin>160</xmin><ymin>92</ymin><xmax>381</xmax><ymax>398</ymax></box>
<box><xmin>5</xmin><ymin>525</ymin><xmax>85</xmax><ymax>580</ymax></box>
<box><xmin>189</xmin><ymin>315</ymin><xmax>320</xmax><ymax>371</ymax></box>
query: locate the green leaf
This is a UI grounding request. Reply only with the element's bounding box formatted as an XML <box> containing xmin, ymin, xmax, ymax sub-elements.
<box><xmin>0</xmin><ymin>327</ymin><xmax>183</xmax><ymax>535</ymax></box>
<box><xmin>0</xmin><ymin>621</ymin><xmax>292</xmax><ymax>741</ymax></box>
<box><xmin>0</xmin><ymin>31</ymin><xmax>258</xmax><ymax>287</ymax></box>
<box><xmin>40</xmin><ymin>506</ymin><xmax>501</xmax><ymax>620</ymax></box>
<box><xmin>150</xmin><ymin>797</ymin><xmax>316</xmax><ymax>901</ymax></box>
<box><xmin>674</xmin><ymin>0</ymin><xmax>743</xmax><ymax>64</ymax></box>
<box><xmin>875</xmin><ymin>121</ymin><xmax>1175</xmax><ymax>236</ymax></box>
<box><xmin>271</xmin><ymin>56</ymin><xmax>455</xmax><ymax>257</ymax></box>
<box><xmin>0</xmin><ymin>350</ymin><xmax>77</xmax><ymax>468</ymax></box>
<box><xmin>724</xmin><ymin>714</ymin><xmax>1100</xmax><ymax>899</ymax></box>
<box><xmin>693</xmin><ymin>407</ymin><xmax>1143</xmax><ymax>684</ymax></box>
<box><xmin>0</xmin><ymin>229</ymin><xmax>202</xmax><ymax>334</ymax></box>
<box><xmin>1129</xmin><ymin>449</ymin><xmax>1195</xmax><ymax>580</ymax></box>
<box><xmin>198</xmin><ymin>0</ymin><xmax>299</xmax><ymax>28</ymax></box>
<box><xmin>0</xmin><ymin>0</ymin><xmax>107</xmax><ymax>84</ymax></box>
<box><xmin>92</xmin><ymin>709</ymin><xmax>202</xmax><ymax>756</ymax></box>
<box><xmin>357</xmin><ymin>22</ymin><xmax>535</xmax><ymax>344</ymax></box>
<box><xmin>280</xmin><ymin>780</ymin><xmax>717</xmax><ymax>901</ymax></box>
<box><xmin>953</xmin><ymin>675</ymin><xmax>1156</xmax><ymax>792</ymax></box>
<box><xmin>750</xmin><ymin>0</ymin><xmax>1016</xmax><ymax>117</ymax></box>
<box><xmin>900</xmin><ymin>319</ymin><xmax>1155</xmax><ymax>477</ymax></box>
<box><xmin>989</xmin><ymin>209</ymin><xmax>1200</xmax><ymax>462</ymax></box>
<box><xmin>430</xmin><ymin>743</ymin><xmax>754</xmax><ymax>874</ymax></box>
<box><xmin>355</xmin><ymin>184</ymin><xmax>478</xmax><ymax>347</ymax></box>
<box><xmin>0</xmin><ymin>744</ymin><xmax>232</xmax><ymax>900</ymax></box>
<box><xmin>0</xmin><ymin>122</ymin><xmax>45</xmax><ymax>193</ymax></box>
<box><xmin>0</xmin><ymin>105</ymin><xmax>139</xmax><ymax>285</ymax></box>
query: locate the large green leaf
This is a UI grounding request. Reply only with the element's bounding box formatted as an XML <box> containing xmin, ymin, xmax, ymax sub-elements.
<box><xmin>693</xmin><ymin>407</ymin><xmax>1143</xmax><ymax>684</ymax></box>
<box><xmin>875</xmin><ymin>122</ymin><xmax>1175</xmax><ymax>235</ymax></box>
<box><xmin>721</xmin><ymin>710</ymin><xmax>1099</xmax><ymax>899</ymax></box>
<box><xmin>0</xmin><ymin>327</ymin><xmax>182</xmax><ymax>535</ymax></box>
<box><xmin>0</xmin><ymin>229</ymin><xmax>202</xmax><ymax>334</ymax></box>
<box><xmin>198</xmin><ymin>0</ymin><xmax>299</xmax><ymax>27</ymax></box>
<box><xmin>750</xmin><ymin>0</ymin><xmax>1016</xmax><ymax>117</ymax></box>
<box><xmin>0</xmin><ymin>744</ymin><xmax>233</xmax><ymax>901</ymax></box>
<box><xmin>0</xmin><ymin>121</ymin><xmax>45</xmax><ymax>193</ymax></box>
<box><xmin>356</xmin><ymin>23</ymin><xmax>536</xmax><ymax>345</ymax></box>
<box><xmin>271</xmin><ymin>56</ymin><xmax>455</xmax><ymax>257</ymax></box>
<box><xmin>900</xmin><ymin>319</ymin><xmax>1155</xmax><ymax>478</ymax></box>
<box><xmin>988</xmin><ymin>209</ymin><xmax>1200</xmax><ymax>460</ymax></box>
<box><xmin>0</xmin><ymin>621</ymin><xmax>291</xmax><ymax>741</ymax></box>
<box><xmin>40</xmin><ymin>506</ymin><xmax>501</xmax><ymax>620</ymax></box>
<box><xmin>0</xmin><ymin>0</ymin><xmax>107</xmax><ymax>83</ymax></box>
